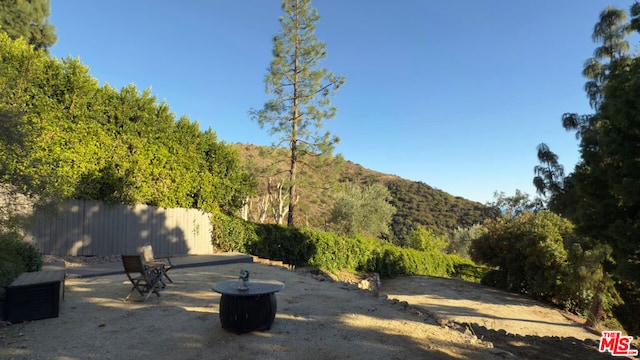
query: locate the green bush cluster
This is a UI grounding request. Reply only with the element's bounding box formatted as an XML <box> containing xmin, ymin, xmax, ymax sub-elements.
<box><xmin>453</xmin><ymin>263</ymin><xmax>490</xmax><ymax>283</ymax></box>
<box><xmin>367</xmin><ymin>243</ymin><xmax>474</xmax><ymax>278</ymax></box>
<box><xmin>472</xmin><ymin>211</ymin><xmax>573</xmax><ymax>300</ymax></box>
<box><xmin>405</xmin><ymin>226</ymin><xmax>448</xmax><ymax>252</ymax></box>
<box><xmin>0</xmin><ymin>232</ymin><xmax>42</xmax><ymax>287</ymax></box>
<box><xmin>299</xmin><ymin>230</ymin><xmax>374</xmax><ymax>272</ymax></box>
<box><xmin>251</xmin><ymin>224</ymin><xmax>316</xmax><ymax>266</ymax></box>
<box><xmin>471</xmin><ymin>210</ymin><xmax>615</xmax><ymax>316</ymax></box>
<box><xmin>211</xmin><ymin>210</ymin><xmax>257</xmax><ymax>253</ymax></box>
<box><xmin>211</xmin><ymin>214</ymin><xmax>476</xmax><ymax>279</ymax></box>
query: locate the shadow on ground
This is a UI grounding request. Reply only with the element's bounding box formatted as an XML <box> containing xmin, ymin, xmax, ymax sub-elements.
<box><xmin>466</xmin><ymin>323</ymin><xmax>610</xmax><ymax>360</ymax></box>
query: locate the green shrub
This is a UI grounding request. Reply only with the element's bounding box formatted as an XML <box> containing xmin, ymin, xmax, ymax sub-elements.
<box><xmin>0</xmin><ymin>232</ymin><xmax>43</xmax><ymax>287</ymax></box>
<box><xmin>470</xmin><ymin>210</ymin><xmax>617</xmax><ymax>318</ymax></box>
<box><xmin>472</xmin><ymin>211</ymin><xmax>572</xmax><ymax>300</ymax></box>
<box><xmin>453</xmin><ymin>263</ymin><xmax>490</xmax><ymax>283</ymax></box>
<box><xmin>304</xmin><ymin>230</ymin><xmax>375</xmax><ymax>272</ymax></box>
<box><xmin>211</xmin><ymin>213</ymin><xmax>478</xmax><ymax>280</ymax></box>
<box><xmin>406</xmin><ymin>226</ymin><xmax>447</xmax><ymax>252</ymax></box>
<box><xmin>248</xmin><ymin>225</ymin><xmax>373</xmax><ymax>271</ymax></box>
<box><xmin>211</xmin><ymin>210</ymin><xmax>257</xmax><ymax>253</ymax></box>
<box><xmin>367</xmin><ymin>243</ymin><xmax>474</xmax><ymax>278</ymax></box>
<box><xmin>480</xmin><ymin>269</ymin><xmax>507</xmax><ymax>288</ymax></box>
<box><xmin>18</xmin><ymin>243</ymin><xmax>43</xmax><ymax>273</ymax></box>
<box><xmin>251</xmin><ymin>224</ymin><xmax>314</xmax><ymax>265</ymax></box>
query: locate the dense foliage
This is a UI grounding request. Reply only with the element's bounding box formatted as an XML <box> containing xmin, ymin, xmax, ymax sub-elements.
<box><xmin>471</xmin><ymin>211</ymin><xmax>611</xmax><ymax>316</ymax></box>
<box><xmin>0</xmin><ymin>0</ymin><xmax>56</xmax><ymax>51</ymax></box>
<box><xmin>534</xmin><ymin>5</ymin><xmax>640</xmax><ymax>333</ymax></box>
<box><xmin>447</xmin><ymin>224</ymin><xmax>486</xmax><ymax>259</ymax></box>
<box><xmin>0</xmin><ymin>231</ymin><xmax>42</xmax><ymax>287</ymax></box>
<box><xmin>0</xmin><ymin>33</ymin><xmax>255</xmax><ymax>213</ymax></box>
<box><xmin>212</xmin><ymin>212</ymin><xmax>473</xmax><ymax>279</ymax></box>
<box><xmin>386</xmin><ymin>179</ymin><xmax>498</xmax><ymax>241</ymax></box>
<box><xmin>368</xmin><ymin>243</ymin><xmax>474</xmax><ymax>278</ymax></box>
<box><xmin>472</xmin><ymin>211</ymin><xmax>572</xmax><ymax>299</ymax></box>
<box><xmin>405</xmin><ymin>226</ymin><xmax>447</xmax><ymax>252</ymax></box>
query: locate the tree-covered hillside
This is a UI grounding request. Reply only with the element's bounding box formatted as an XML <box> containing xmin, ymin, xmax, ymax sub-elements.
<box><xmin>385</xmin><ymin>179</ymin><xmax>498</xmax><ymax>241</ymax></box>
<box><xmin>234</xmin><ymin>144</ymin><xmax>497</xmax><ymax>241</ymax></box>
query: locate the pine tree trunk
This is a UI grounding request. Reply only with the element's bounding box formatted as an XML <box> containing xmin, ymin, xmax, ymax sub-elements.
<box><xmin>586</xmin><ymin>274</ymin><xmax>608</xmax><ymax>328</ymax></box>
<box><xmin>287</xmin><ymin>143</ymin><xmax>297</xmax><ymax>227</ymax></box>
<box><xmin>288</xmin><ymin>1</ymin><xmax>300</xmax><ymax>228</ymax></box>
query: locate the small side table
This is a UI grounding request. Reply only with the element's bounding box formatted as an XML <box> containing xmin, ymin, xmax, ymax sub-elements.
<box><xmin>212</xmin><ymin>279</ymin><xmax>285</xmax><ymax>334</ymax></box>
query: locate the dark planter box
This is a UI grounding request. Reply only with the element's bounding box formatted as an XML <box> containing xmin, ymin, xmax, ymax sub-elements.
<box><xmin>3</xmin><ymin>270</ymin><xmax>65</xmax><ymax>323</ymax></box>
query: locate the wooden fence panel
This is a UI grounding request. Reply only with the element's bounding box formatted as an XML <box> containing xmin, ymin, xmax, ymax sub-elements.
<box><xmin>21</xmin><ymin>200</ymin><xmax>214</xmax><ymax>256</ymax></box>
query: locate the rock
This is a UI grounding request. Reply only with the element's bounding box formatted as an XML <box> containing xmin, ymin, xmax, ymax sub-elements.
<box><xmin>357</xmin><ymin>279</ymin><xmax>372</xmax><ymax>290</ymax></box>
<box><xmin>356</xmin><ymin>273</ymin><xmax>381</xmax><ymax>294</ymax></box>
<box><xmin>487</xmin><ymin>348</ymin><xmax>519</xmax><ymax>359</ymax></box>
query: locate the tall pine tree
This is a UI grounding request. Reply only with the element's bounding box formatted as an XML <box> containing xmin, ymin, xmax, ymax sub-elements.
<box><xmin>251</xmin><ymin>0</ymin><xmax>345</xmax><ymax>227</ymax></box>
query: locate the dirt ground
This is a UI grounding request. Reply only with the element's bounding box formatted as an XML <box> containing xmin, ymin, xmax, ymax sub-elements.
<box><xmin>380</xmin><ymin>276</ymin><xmax>621</xmax><ymax>360</ymax></box>
<box><xmin>0</xmin><ymin>262</ymin><xmax>627</xmax><ymax>359</ymax></box>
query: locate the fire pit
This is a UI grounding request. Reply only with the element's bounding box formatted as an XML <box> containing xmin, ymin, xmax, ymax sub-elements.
<box><xmin>212</xmin><ymin>270</ymin><xmax>285</xmax><ymax>334</ymax></box>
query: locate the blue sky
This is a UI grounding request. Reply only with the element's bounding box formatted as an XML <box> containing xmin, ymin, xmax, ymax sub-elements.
<box><xmin>48</xmin><ymin>1</ymin><xmax>638</xmax><ymax>204</ymax></box>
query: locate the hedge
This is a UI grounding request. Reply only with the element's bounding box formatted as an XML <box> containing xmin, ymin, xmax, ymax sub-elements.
<box><xmin>211</xmin><ymin>214</ymin><xmax>476</xmax><ymax>279</ymax></box>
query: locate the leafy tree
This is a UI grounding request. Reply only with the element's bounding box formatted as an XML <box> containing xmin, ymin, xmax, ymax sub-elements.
<box><xmin>533</xmin><ymin>143</ymin><xmax>565</xmax><ymax>199</ymax></box>
<box><xmin>535</xmin><ymin>6</ymin><xmax>631</xmax><ymax>207</ymax></box>
<box><xmin>0</xmin><ymin>0</ymin><xmax>56</xmax><ymax>51</ymax></box>
<box><xmin>329</xmin><ymin>182</ymin><xmax>395</xmax><ymax>239</ymax></box>
<box><xmin>406</xmin><ymin>226</ymin><xmax>447</xmax><ymax>253</ymax></box>
<box><xmin>447</xmin><ymin>224</ymin><xmax>486</xmax><ymax>259</ymax></box>
<box><xmin>487</xmin><ymin>190</ymin><xmax>543</xmax><ymax>218</ymax></box>
<box><xmin>631</xmin><ymin>2</ymin><xmax>640</xmax><ymax>33</ymax></box>
<box><xmin>199</xmin><ymin>131</ymin><xmax>257</xmax><ymax>213</ymax></box>
<box><xmin>472</xmin><ymin>210</ymin><xmax>616</xmax><ymax>315</ymax></box>
<box><xmin>535</xmin><ymin>4</ymin><xmax>640</xmax><ymax>332</ymax></box>
<box><xmin>472</xmin><ymin>211</ymin><xmax>571</xmax><ymax>300</ymax></box>
<box><xmin>251</xmin><ymin>0</ymin><xmax>345</xmax><ymax>227</ymax></box>
<box><xmin>581</xmin><ymin>6</ymin><xmax>631</xmax><ymax>110</ymax></box>
<box><xmin>588</xmin><ymin>54</ymin><xmax>640</xmax><ymax>331</ymax></box>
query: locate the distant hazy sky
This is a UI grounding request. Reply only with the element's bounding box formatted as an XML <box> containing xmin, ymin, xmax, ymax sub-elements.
<box><xmin>48</xmin><ymin>0</ymin><xmax>638</xmax><ymax>204</ymax></box>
